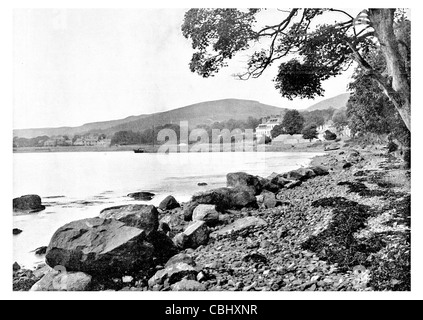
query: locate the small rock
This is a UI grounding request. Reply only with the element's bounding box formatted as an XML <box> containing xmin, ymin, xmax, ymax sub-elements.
<box><xmin>122</xmin><ymin>276</ymin><xmax>134</xmax><ymax>284</ymax></box>
<box><xmin>343</xmin><ymin>162</ymin><xmax>352</xmax><ymax>169</ymax></box>
<box><xmin>171</xmin><ymin>279</ymin><xmax>206</xmax><ymax>291</ymax></box>
<box><xmin>197</xmin><ymin>183</ymin><xmax>208</xmax><ymax>186</ymax></box>
<box><xmin>192</xmin><ymin>204</ymin><xmax>219</xmax><ymax>225</ymax></box>
<box><xmin>148</xmin><ymin>262</ymin><xmax>197</xmax><ymax>287</ymax></box>
<box><xmin>30</xmin><ymin>270</ymin><xmax>92</xmax><ymax>291</ymax></box>
<box><xmin>183</xmin><ymin>221</ymin><xmax>209</xmax><ymax>248</ymax></box>
<box><xmin>173</xmin><ymin>233</ymin><xmax>189</xmax><ymax>250</ymax></box>
<box><xmin>285</xmin><ymin>180</ymin><xmax>302</xmax><ymax>189</ymax></box>
<box><xmin>13</xmin><ymin>228</ymin><xmax>23</xmax><ymax>235</ymax></box>
<box><xmin>165</xmin><ymin>253</ymin><xmax>196</xmax><ymax>268</ymax></box>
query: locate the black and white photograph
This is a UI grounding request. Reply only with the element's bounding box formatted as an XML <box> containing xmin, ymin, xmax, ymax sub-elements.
<box><xmin>3</xmin><ymin>1</ymin><xmax>420</xmax><ymax>302</ymax></box>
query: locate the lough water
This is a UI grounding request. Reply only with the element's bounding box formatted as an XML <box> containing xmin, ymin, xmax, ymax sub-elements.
<box><xmin>13</xmin><ymin>151</ymin><xmax>323</xmax><ymax>268</ymax></box>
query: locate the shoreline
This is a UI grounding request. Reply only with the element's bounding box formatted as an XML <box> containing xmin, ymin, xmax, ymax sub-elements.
<box><xmin>13</xmin><ymin>141</ymin><xmax>411</xmax><ymax>292</ymax></box>
<box><xmin>13</xmin><ymin>142</ymin><xmax>331</xmax><ymax>154</ymax></box>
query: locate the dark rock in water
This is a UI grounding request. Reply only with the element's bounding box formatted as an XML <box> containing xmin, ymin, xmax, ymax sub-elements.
<box><xmin>13</xmin><ymin>195</ymin><xmax>45</xmax><ymax>213</ymax></box>
<box><xmin>45</xmin><ymin>217</ymin><xmax>155</xmax><ymax>276</ymax></box>
<box><xmin>13</xmin><ymin>228</ymin><xmax>23</xmax><ymax>235</ymax></box>
<box><xmin>197</xmin><ymin>182</ymin><xmax>208</xmax><ymax>186</ymax></box>
<box><xmin>171</xmin><ymin>279</ymin><xmax>206</xmax><ymax>291</ymax></box>
<box><xmin>30</xmin><ymin>270</ymin><xmax>92</xmax><ymax>291</ymax></box>
<box><xmin>182</xmin><ymin>202</ymin><xmax>199</xmax><ymax>221</ymax></box>
<box><xmin>159</xmin><ymin>195</ymin><xmax>180</xmax><ymax>211</ymax></box>
<box><xmin>165</xmin><ymin>253</ymin><xmax>196</xmax><ymax>268</ymax></box>
<box><xmin>13</xmin><ymin>262</ymin><xmax>21</xmax><ymax>272</ymax></box>
<box><xmin>99</xmin><ymin>204</ymin><xmax>159</xmax><ymax>235</ymax></box>
<box><xmin>192</xmin><ymin>187</ymin><xmax>257</xmax><ymax>212</ymax></box>
<box><xmin>227</xmin><ymin>172</ymin><xmax>262</xmax><ymax>195</ymax></box>
<box><xmin>147</xmin><ymin>231</ymin><xmax>178</xmax><ymax>265</ymax></box>
<box><xmin>183</xmin><ymin>221</ymin><xmax>209</xmax><ymax>248</ymax></box>
<box><xmin>127</xmin><ymin>192</ymin><xmax>155</xmax><ymax>201</ymax></box>
<box><xmin>34</xmin><ymin>246</ymin><xmax>48</xmax><ymax>255</ymax></box>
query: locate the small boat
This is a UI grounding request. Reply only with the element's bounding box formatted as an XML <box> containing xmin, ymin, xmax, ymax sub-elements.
<box><xmin>133</xmin><ymin>148</ymin><xmax>145</xmax><ymax>153</ymax></box>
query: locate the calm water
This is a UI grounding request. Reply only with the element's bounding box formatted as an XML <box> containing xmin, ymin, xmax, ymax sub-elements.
<box><xmin>13</xmin><ymin>151</ymin><xmax>323</xmax><ymax>268</ymax></box>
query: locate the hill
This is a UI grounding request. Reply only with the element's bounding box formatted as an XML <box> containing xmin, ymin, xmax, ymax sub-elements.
<box><xmin>306</xmin><ymin>93</ymin><xmax>350</xmax><ymax>112</ymax></box>
<box><xmin>14</xmin><ymin>99</ymin><xmax>286</xmax><ymax>138</ymax></box>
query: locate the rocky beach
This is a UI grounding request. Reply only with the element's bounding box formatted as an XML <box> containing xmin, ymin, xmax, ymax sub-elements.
<box><xmin>13</xmin><ymin>141</ymin><xmax>411</xmax><ymax>292</ymax></box>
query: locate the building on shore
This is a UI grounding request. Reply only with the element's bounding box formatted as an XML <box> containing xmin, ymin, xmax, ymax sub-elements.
<box><xmin>255</xmin><ymin>117</ymin><xmax>282</xmax><ymax>140</ymax></box>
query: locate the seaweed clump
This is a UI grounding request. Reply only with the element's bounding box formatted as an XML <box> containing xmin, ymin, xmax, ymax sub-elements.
<box><xmin>302</xmin><ymin>197</ymin><xmax>384</xmax><ymax>271</ymax></box>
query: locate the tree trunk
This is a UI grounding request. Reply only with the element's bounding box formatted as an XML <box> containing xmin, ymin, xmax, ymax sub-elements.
<box><xmin>368</xmin><ymin>9</ymin><xmax>411</xmax><ymax>131</ymax></box>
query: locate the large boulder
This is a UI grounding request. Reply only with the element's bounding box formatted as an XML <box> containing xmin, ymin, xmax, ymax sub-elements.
<box><xmin>147</xmin><ymin>231</ymin><xmax>178</xmax><ymax>264</ymax></box>
<box><xmin>159</xmin><ymin>196</ymin><xmax>180</xmax><ymax>211</ymax></box>
<box><xmin>309</xmin><ymin>165</ymin><xmax>329</xmax><ymax>176</ymax></box>
<box><xmin>30</xmin><ymin>270</ymin><xmax>92</xmax><ymax>291</ymax></box>
<box><xmin>258</xmin><ymin>176</ymin><xmax>280</xmax><ymax>193</ymax></box>
<box><xmin>183</xmin><ymin>221</ymin><xmax>209</xmax><ymax>248</ymax></box>
<box><xmin>45</xmin><ymin>218</ymin><xmax>155</xmax><ymax>276</ymax></box>
<box><xmin>191</xmin><ymin>187</ymin><xmax>257</xmax><ymax>212</ymax></box>
<box><xmin>295</xmin><ymin>168</ymin><xmax>316</xmax><ymax>180</ymax></box>
<box><xmin>13</xmin><ymin>195</ymin><xmax>45</xmax><ymax>213</ymax></box>
<box><xmin>182</xmin><ymin>201</ymin><xmax>199</xmax><ymax>221</ymax></box>
<box><xmin>212</xmin><ymin>217</ymin><xmax>267</xmax><ymax>237</ymax></box>
<box><xmin>99</xmin><ymin>204</ymin><xmax>159</xmax><ymax>235</ymax></box>
<box><xmin>159</xmin><ymin>214</ymin><xmax>186</xmax><ymax>233</ymax></box>
<box><xmin>192</xmin><ymin>204</ymin><xmax>219</xmax><ymax>225</ymax></box>
<box><xmin>282</xmin><ymin>168</ymin><xmax>315</xmax><ymax>181</ymax></box>
<box><xmin>269</xmin><ymin>175</ymin><xmax>291</xmax><ymax>188</ymax></box>
<box><xmin>148</xmin><ymin>262</ymin><xmax>197</xmax><ymax>288</ymax></box>
<box><xmin>227</xmin><ymin>172</ymin><xmax>262</xmax><ymax>195</ymax></box>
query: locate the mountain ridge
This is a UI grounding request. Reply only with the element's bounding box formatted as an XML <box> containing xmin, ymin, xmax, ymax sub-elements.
<box><xmin>14</xmin><ymin>94</ymin><xmax>351</xmax><ymax>139</ymax></box>
<box><xmin>14</xmin><ymin>99</ymin><xmax>287</xmax><ymax>138</ymax></box>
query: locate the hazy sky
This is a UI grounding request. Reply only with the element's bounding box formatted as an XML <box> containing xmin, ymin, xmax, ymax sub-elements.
<box><xmin>13</xmin><ymin>8</ymin><xmax>355</xmax><ymax>129</ymax></box>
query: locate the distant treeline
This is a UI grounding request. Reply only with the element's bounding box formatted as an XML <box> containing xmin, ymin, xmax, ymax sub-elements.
<box><xmin>110</xmin><ymin>117</ymin><xmax>262</xmax><ymax>145</ymax></box>
<box><xmin>13</xmin><ymin>136</ymin><xmax>50</xmax><ymax>148</ymax></box>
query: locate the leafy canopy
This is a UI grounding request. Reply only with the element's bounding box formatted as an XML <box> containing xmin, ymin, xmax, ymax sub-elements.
<box><xmin>182</xmin><ymin>9</ymin><xmax>371</xmax><ymax>100</ymax></box>
<box><xmin>281</xmin><ymin>109</ymin><xmax>305</xmax><ymax>135</ymax></box>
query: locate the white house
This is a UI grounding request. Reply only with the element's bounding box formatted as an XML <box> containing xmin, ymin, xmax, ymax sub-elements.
<box><xmin>255</xmin><ymin>118</ymin><xmax>282</xmax><ymax>140</ymax></box>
